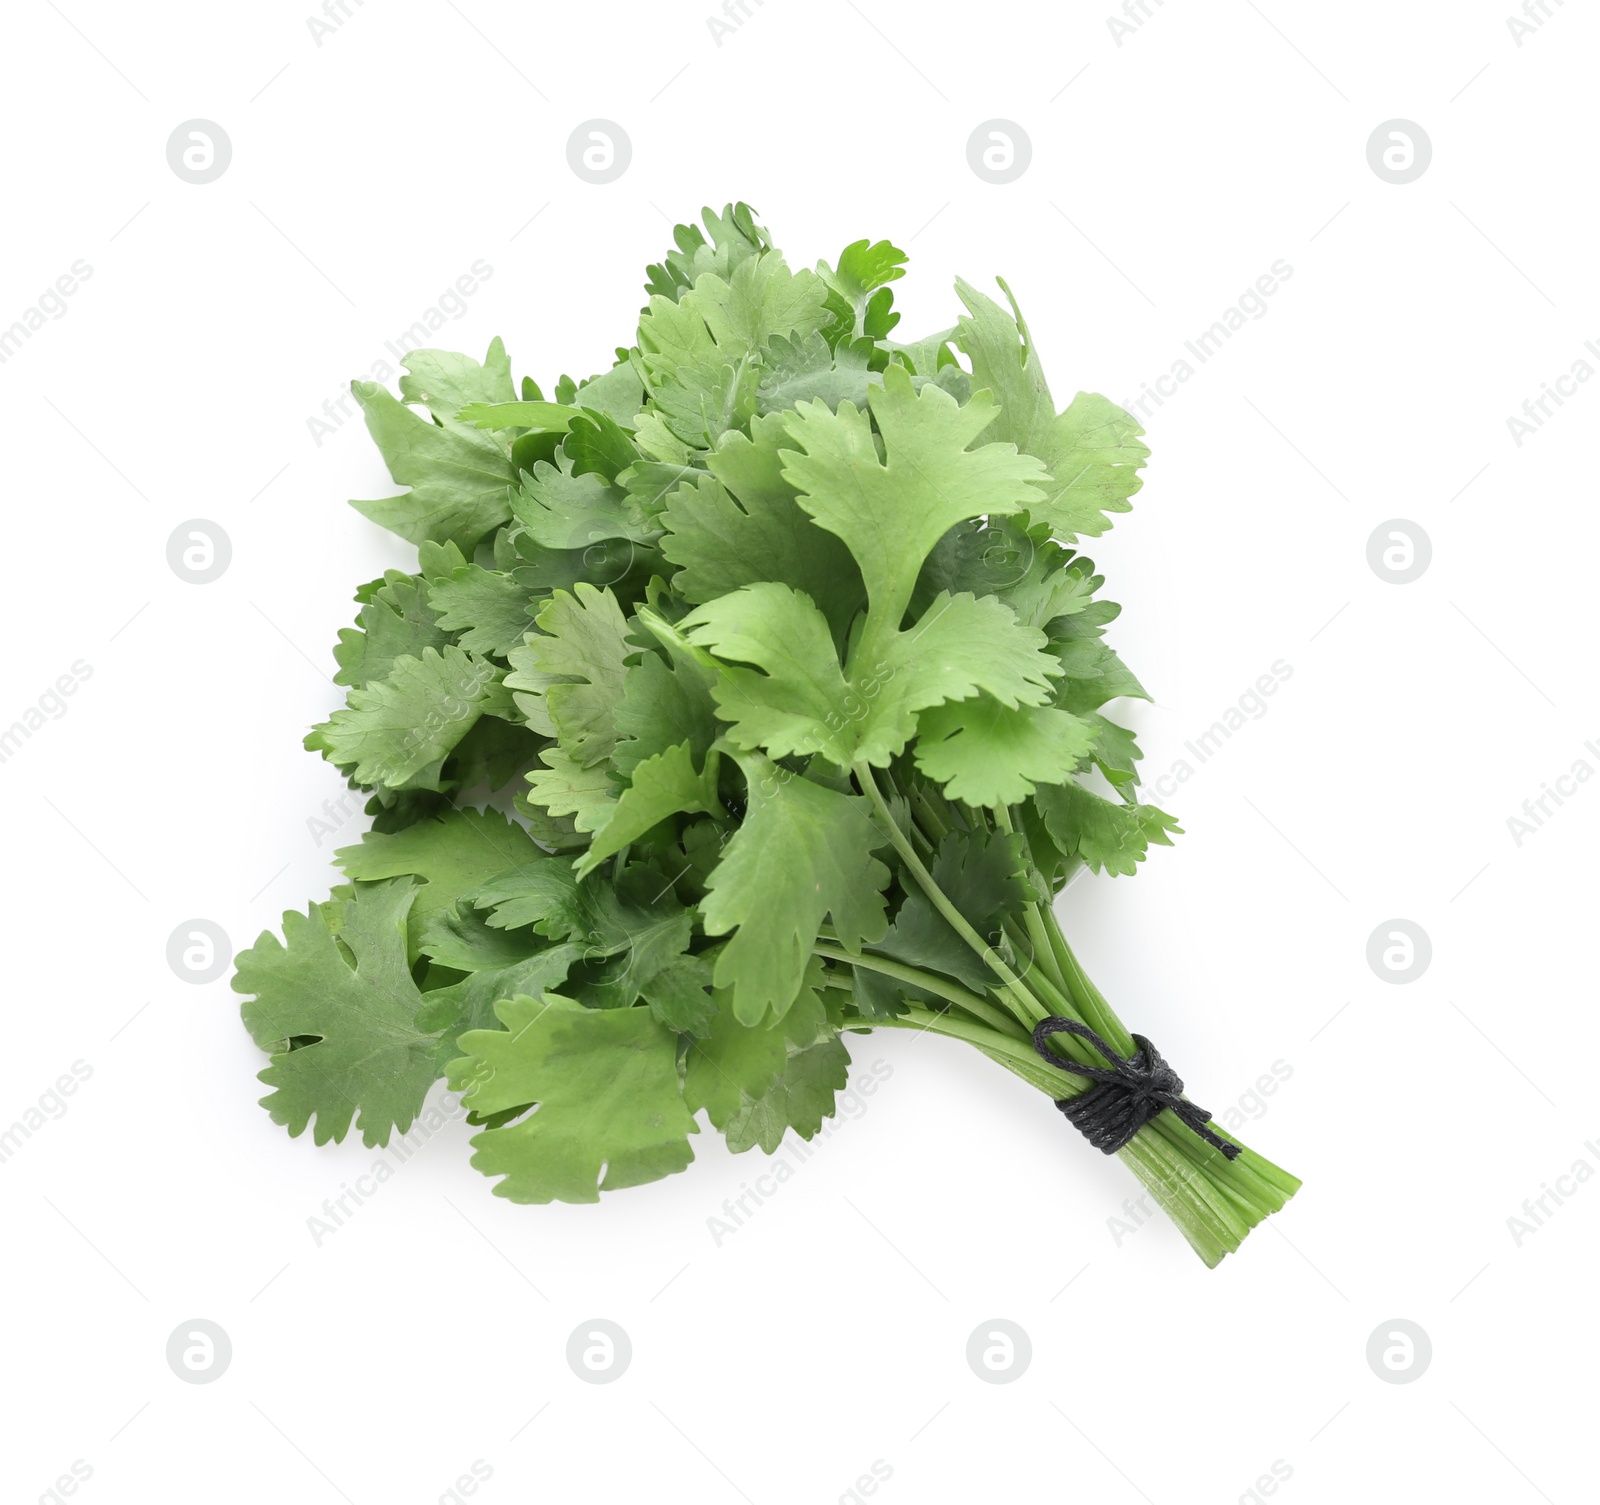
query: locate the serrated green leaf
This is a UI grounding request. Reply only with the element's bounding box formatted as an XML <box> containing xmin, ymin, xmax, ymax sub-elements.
<box><xmin>335</xmin><ymin>806</ymin><xmax>542</xmax><ymax>953</ymax></box>
<box><xmin>955</xmin><ymin>278</ymin><xmax>1149</xmax><ymax>539</ymax></box>
<box><xmin>451</xmin><ymin>995</ymin><xmax>697</xmax><ymax>1203</ymax></box>
<box><xmin>722</xmin><ymin>1034</ymin><xmax>851</xmax><ymax>1153</ymax></box>
<box><xmin>612</xmin><ymin>645</ymin><xmax>720</xmax><ymax>780</ymax></box>
<box><xmin>509</xmin><ymin>453</ymin><xmax>655</xmax><ymax>551</ymax></box>
<box><xmin>398</xmin><ymin>339</ymin><xmax>515</xmax><ymax>423</ymax></box>
<box><xmin>333</xmin><ymin>571</ymin><xmax>449</xmax><ymax>689</ymax></box>
<box><xmin>509</xmin><ymin>584</ymin><xmax>633</xmax><ymax>765</ymax></box>
<box><xmin>779</xmin><ymin>364</ymin><xmax>1049</xmax><ymax>656</ymax></box>
<box><xmin>1035</xmin><ymin>780</ymin><xmax>1181</xmax><ymax>876</ymax></box>
<box><xmin>701</xmin><ymin>751</ymin><xmax>890</xmax><ymax>1025</ymax></box>
<box><xmin>683</xmin><ymin>583</ymin><xmax>1059</xmax><ymax>768</ymax></box>
<box><xmin>870</xmin><ymin>828</ymin><xmax>1035</xmax><ymax>991</ymax></box>
<box><xmin>311</xmin><ymin>647</ymin><xmax>502</xmax><ymax>789</ymax></box>
<box><xmin>574</xmin><ymin>741</ymin><xmax>721</xmax><ymax>879</ymax></box>
<box><xmin>638</xmin><ymin>951</ymin><xmax>719</xmax><ymax>1036</ymax></box>
<box><xmin>524</xmin><ymin>746</ymin><xmax>618</xmax><ymax>831</ymax></box>
<box><xmin>660</xmin><ymin>411</ymin><xmax>866</xmax><ymax>645</ymax></box>
<box><xmin>350</xmin><ymin>381</ymin><xmax>519</xmax><ymax>552</ymax></box>
<box><xmin>234</xmin><ymin>878</ymin><xmax>445</xmax><ymax>1147</ymax></box>
<box><xmin>914</xmin><ymin>695</ymin><xmax>1096</xmax><ymax>805</ymax></box>
<box><xmin>756</xmin><ymin>332</ymin><xmax>876</xmax><ymax>415</ymax></box>
<box><xmin>425</xmin><ymin>565</ymin><xmax>536</xmax><ymax>656</ymax></box>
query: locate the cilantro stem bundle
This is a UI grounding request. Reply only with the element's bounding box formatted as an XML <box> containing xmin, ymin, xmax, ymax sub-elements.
<box><xmin>235</xmin><ymin>204</ymin><xmax>1298</xmax><ymax>1266</ymax></box>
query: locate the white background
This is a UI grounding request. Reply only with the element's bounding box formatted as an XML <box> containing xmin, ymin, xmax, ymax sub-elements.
<box><xmin>2</xmin><ymin>1</ymin><xmax>1596</xmax><ymax>1501</ymax></box>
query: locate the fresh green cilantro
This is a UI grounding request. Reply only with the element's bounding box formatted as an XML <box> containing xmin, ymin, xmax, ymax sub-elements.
<box><xmin>234</xmin><ymin>205</ymin><xmax>1298</xmax><ymax>1266</ymax></box>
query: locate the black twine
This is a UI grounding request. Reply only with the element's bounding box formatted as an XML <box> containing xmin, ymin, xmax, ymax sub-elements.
<box><xmin>1030</xmin><ymin>1018</ymin><xmax>1241</xmax><ymax>1160</ymax></box>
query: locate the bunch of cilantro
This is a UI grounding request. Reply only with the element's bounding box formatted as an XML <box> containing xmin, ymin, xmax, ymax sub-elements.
<box><xmin>235</xmin><ymin>204</ymin><xmax>1298</xmax><ymax>1265</ymax></box>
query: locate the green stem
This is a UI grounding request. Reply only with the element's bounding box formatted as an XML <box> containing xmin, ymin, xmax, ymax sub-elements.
<box><xmin>811</xmin><ymin>945</ymin><xmax>1022</xmax><ymax>1038</ymax></box>
<box><xmin>864</xmin><ymin>1005</ymin><xmax>1040</xmax><ymax>1068</ymax></box>
<box><xmin>853</xmin><ymin>763</ymin><xmax>1045</xmax><ymax>1027</ymax></box>
<box><xmin>1036</xmin><ymin>902</ymin><xmax>1133</xmax><ymax>1056</ymax></box>
<box><xmin>861</xmin><ymin>998</ymin><xmax>1299</xmax><ymax>1268</ymax></box>
<box><xmin>837</xmin><ymin>768</ymin><xmax>1299</xmax><ymax>1266</ymax></box>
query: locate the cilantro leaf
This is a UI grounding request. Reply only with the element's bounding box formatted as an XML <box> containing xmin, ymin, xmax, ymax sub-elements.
<box><xmin>684</xmin><ymin>958</ymin><xmax>840</xmax><ymax>1140</ymax></box>
<box><xmin>524</xmin><ymin>746</ymin><xmax>618</xmax><ymax>832</ymax></box>
<box><xmin>644</xmin><ymin>202</ymin><xmax>770</xmax><ymax>302</ymax></box>
<box><xmin>914</xmin><ymin>695</ymin><xmax>1096</xmax><ymax>806</ymax></box>
<box><xmin>756</xmin><ymin>331</ymin><xmax>877</xmax><ymax>415</ymax></box>
<box><xmin>349</xmin><ymin>381</ymin><xmax>519</xmax><ymax>552</ymax></box>
<box><xmin>509</xmin><ymin>454</ymin><xmax>655</xmax><ymax>551</ymax></box>
<box><xmin>450</xmin><ymin>995</ymin><xmax>698</xmax><ymax>1203</ymax></box>
<box><xmin>335</xmin><ymin>806</ymin><xmax>542</xmax><ymax>954</ymax></box>
<box><xmin>398</xmin><ymin>339</ymin><xmax>516</xmax><ymax>422</ymax></box>
<box><xmin>700</xmin><ymin>751</ymin><xmax>891</xmax><ymax>1024</ymax></box>
<box><xmin>309</xmin><ymin>647</ymin><xmax>503</xmax><ymax>790</ymax></box>
<box><xmin>507</xmin><ymin>584</ymin><xmax>633</xmax><ymax>764</ymax></box>
<box><xmin>872</xmin><ymin>827</ymin><xmax>1034</xmax><ymax>991</ymax></box>
<box><xmin>425</xmin><ymin>564</ymin><xmax>536</xmax><ymax>656</ymax></box>
<box><xmin>415</xmin><ymin>906</ymin><xmax>587</xmax><ymax>1054</ymax></box>
<box><xmin>660</xmin><ymin>411</ymin><xmax>865</xmax><ymax>645</ymax></box>
<box><xmin>1035</xmin><ymin>780</ymin><xmax>1181</xmax><ymax>876</ymax></box>
<box><xmin>650</xmin><ymin>355</ymin><xmax>760</xmax><ymax>450</ymax></box>
<box><xmin>611</xmin><ymin>644</ymin><xmax>720</xmax><ymax>779</ymax></box>
<box><xmin>333</xmin><ymin>571</ymin><xmax>448</xmax><ymax>689</ymax></box>
<box><xmin>235</xmin><ymin>878</ymin><xmax>445</xmax><ymax>1147</ymax></box>
<box><xmin>955</xmin><ymin>278</ymin><xmax>1149</xmax><ymax>539</ymax></box>
<box><xmin>817</xmin><ymin>238</ymin><xmax>908</xmax><ymax>341</ymax></box>
<box><xmin>682</xmin><ymin>583</ymin><xmax>1059</xmax><ymax>768</ymax></box>
<box><xmin>574</xmin><ymin>741</ymin><xmax>722</xmax><ymax>879</ymax></box>
<box><xmin>637</xmin><ymin>951</ymin><xmax>719</xmax><ymax>1036</ymax></box>
<box><xmin>722</xmin><ymin>1033</ymin><xmax>851</xmax><ymax>1153</ymax></box>
<box><xmin>779</xmin><ymin>363</ymin><xmax>1049</xmax><ymax>655</ymax></box>
<box><xmin>468</xmin><ymin>855</ymin><xmax>692</xmax><ymax>1015</ymax></box>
